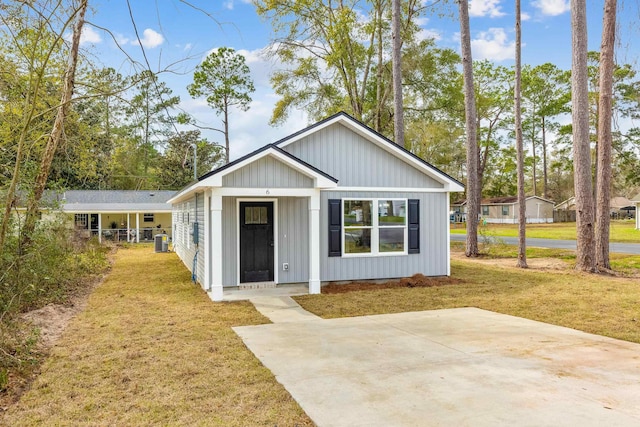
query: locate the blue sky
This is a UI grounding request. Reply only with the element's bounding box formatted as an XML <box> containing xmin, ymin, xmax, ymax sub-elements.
<box><xmin>82</xmin><ymin>0</ymin><xmax>636</xmax><ymax>161</ymax></box>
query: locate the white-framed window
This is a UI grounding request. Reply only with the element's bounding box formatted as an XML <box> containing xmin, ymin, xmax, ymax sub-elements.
<box><xmin>482</xmin><ymin>205</ymin><xmax>489</xmax><ymax>216</ymax></box>
<box><xmin>502</xmin><ymin>205</ymin><xmax>509</xmax><ymax>216</ymax></box>
<box><xmin>75</xmin><ymin>214</ymin><xmax>88</xmax><ymax>228</ymax></box>
<box><xmin>342</xmin><ymin>198</ymin><xmax>407</xmax><ymax>256</ymax></box>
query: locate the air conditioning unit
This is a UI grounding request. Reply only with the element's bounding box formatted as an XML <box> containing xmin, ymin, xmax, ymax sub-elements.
<box><xmin>155</xmin><ymin>234</ymin><xmax>169</xmax><ymax>253</ymax></box>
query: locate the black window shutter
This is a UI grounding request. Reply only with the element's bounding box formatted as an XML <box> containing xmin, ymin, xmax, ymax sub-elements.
<box><xmin>408</xmin><ymin>199</ymin><xmax>420</xmax><ymax>254</ymax></box>
<box><xmin>328</xmin><ymin>199</ymin><xmax>342</xmax><ymax>257</ymax></box>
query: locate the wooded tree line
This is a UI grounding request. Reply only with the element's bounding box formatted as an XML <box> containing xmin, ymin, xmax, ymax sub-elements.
<box><xmin>256</xmin><ymin>0</ymin><xmax>640</xmax><ymax>205</ymax></box>
<box><xmin>0</xmin><ymin>4</ymin><xmax>223</xmax><ymax>199</ymax></box>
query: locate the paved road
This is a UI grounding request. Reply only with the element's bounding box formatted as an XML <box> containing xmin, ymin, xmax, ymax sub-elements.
<box><xmin>450</xmin><ymin>233</ymin><xmax>640</xmax><ymax>255</ymax></box>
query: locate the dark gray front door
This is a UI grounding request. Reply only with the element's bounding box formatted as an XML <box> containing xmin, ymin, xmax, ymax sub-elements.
<box><xmin>240</xmin><ymin>202</ymin><xmax>274</xmax><ymax>283</ymax></box>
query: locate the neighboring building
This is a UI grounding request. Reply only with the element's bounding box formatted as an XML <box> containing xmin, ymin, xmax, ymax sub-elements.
<box><xmin>452</xmin><ymin>196</ymin><xmax>555</xmax><ymax>224</ymax></box>
<box><xmin>609</xmin><ymin>196</ymin><xmax>636</xmax><ymax>220</ymax></box>
<box><xmin>169</xmin><ymin>112</ymin><xmax>464</xmax><ymax>301</ymax></box>
<box><xmin>56</xmin><ymin>190</ymin><xmax>175</xmax><ymax>242</ymax></box>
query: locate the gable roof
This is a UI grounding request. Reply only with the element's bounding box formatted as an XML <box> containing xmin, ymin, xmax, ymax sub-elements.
<box><xmin>59</xmin><ymin>190</ymin><xmax>175</xmax><ymax>213</ymax></box>
<box><xmin>168</xmin><ymin>144</ymin><xmax>338</xmax><ymax>203</ymax></box>
<box><xmin>274</xmin><ymin>112</ymin><xmax>464</xmax><ymax>192</ymax></box>
<box><xmin>169</xmin><ymin>112</ymin><xmax>464</xmax><ymax>204</ymax></box>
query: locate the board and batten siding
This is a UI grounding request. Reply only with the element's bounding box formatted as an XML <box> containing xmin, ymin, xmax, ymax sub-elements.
<box><xmin>220</xmin><ymin>196</ymin><xmax>309</xmax><ymax>287</ymax></box>
<box><xmin>222</xmin><ymin>155</ymin><xmax>313</xmax><ymax>188</ymax></box>
<box><xmin>282</xmin><ymin>123</ymin><xmax>443</xmax><ymax>188</ymax></box>
<box><xmin>320</xmin><ymin>191</ymin><xmax>449</xmax><ymax>282</ymax></box>
<box><xmin>172</xmin><ymin>193</ymin><xmax>205</xmax><ymax>286</ymax></box>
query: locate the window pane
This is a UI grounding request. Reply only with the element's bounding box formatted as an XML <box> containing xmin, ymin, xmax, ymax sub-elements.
<box><xmin>502</xmin><ymin>206</ymin><xmax>509</xmax><ymax>216</ymax></box>
<box><xmin>245</xmin><ymin>206</ymin><xmax>268</xmax><ymax>224</ymax></box>
<box><xmin>378</xmin><ymin>200</ymin><xmax>406</xmax><ymax>226</ymax></box>
<box><xmin>482</xmin><ymin>206</ymin><xmax>489</xmax><ymax>216</ymax></box>
<box><xmin>379</xmin><ymin>228</ymin><xmax>405</xmax><ymax>252</ymax></box>
<box><xmin>344</xmin><ymin>200</ymin><xmax>372</xmax><ymax>226</ymax></box>
<box><xmin>344</xmin><ymin>228</ymin><xmax>372</xmax><ymax>254</ymax></box>
<box><xmin>258</xmin><ymin>207</ymin><xmax>267</xmax><ymax>223</ymax></box>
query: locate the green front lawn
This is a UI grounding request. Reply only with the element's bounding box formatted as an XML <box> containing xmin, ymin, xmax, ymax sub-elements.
<box><xmin>450</xmin><ymin>220</ymin><xmax>639</xmax><ymax>242</ymax></box>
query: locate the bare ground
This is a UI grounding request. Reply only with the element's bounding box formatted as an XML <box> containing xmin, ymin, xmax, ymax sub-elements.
<box><xmin>0</xmin><ymin>254</ymin><xmax>113</xmax><ymax>412</ymax></box>
<box><xmin>450</xmin><ymin>251</ymin><xmax>571</xmax><ymax>271</ymax></box>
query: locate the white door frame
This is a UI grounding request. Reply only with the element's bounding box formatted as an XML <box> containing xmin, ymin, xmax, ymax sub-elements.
<box><xmin>236</xmin><ymin>198</ymin><xmax>278</xmax><ymax>286</ymax></box>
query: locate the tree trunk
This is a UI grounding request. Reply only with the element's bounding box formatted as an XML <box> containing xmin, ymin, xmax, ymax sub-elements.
<box><xmin>514</xmin><ymin>0</ymin><xmax>527</xmax><ymax>268</ymax></box>
<box><xmin>541</xmin><ymin>116</ymin><xmax>548</xmax><ymax>199</ymax></box>
<box><xmin>224</xmin><ymin>103</ymin><xmax>230</xmax><ymax>164</ymax></box>
<box><xmin>375</xmin><ymin>0</ymin><xmax>384</xmax><ymax>133</ymax></box>
<box><xmin>571</xmin><ymin>0</ymin><xmax>596</xmax><ymax>272</ymax></box>
<box><xmin>20</xmin><ymin>0</ymin><xmax>88</xmax><ymax>249</ymax></box>
<box><xmin>391</xmin><ymin>0</ymin><xmax>404</xmax><ymax>146</ymax></box>
<box><xmin>595</xmin><ymin>0</ymin><xmax>617</xmax><ymax>270</ymax></box>
<box><xmin>458</xmin><ymin>0</ymin><xmax>479</xmax><ymax>257</ymax></box>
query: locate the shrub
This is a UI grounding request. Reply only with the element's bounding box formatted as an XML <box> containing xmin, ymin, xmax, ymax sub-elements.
<box><xmin>0</xmin><ymin>212</ymin><xmax>109</xmax><ymax>379</ymax></box>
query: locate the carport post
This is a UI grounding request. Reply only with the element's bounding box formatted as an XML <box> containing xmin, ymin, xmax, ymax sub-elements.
<box><xmin>309</xmin><ymin>191</ymin><xmax>321</xmax><ymax>294</ymax></box>
<box><xmin>210</xmin><ymin>193</ymin><xmax>224</xmax><ymax>301</ymax></box>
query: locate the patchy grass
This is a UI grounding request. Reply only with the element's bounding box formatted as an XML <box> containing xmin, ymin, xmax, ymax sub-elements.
<box><xmin>2</xmin><ymin>246</ymin><xmax>312</xmax><ymax>426</ymax></box>
<box><xmin>450</xmin><ymin>220</ymin><xmax>640</xmax><ymax>242</ymax></box>
<box><xmin>450</xmin><ymin>240</ymin><xmax>640</xmax><ymax>274</ymax></box>
<box><xmin>295</xmin><ymin>255</ymin><xmax>640</xmax><ymax>345</ymax></box>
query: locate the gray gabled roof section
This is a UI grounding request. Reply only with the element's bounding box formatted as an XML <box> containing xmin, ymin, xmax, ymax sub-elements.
<box><xmin>57</xmin><ymin>190</ymin><xmax>176</xmax><ymax>213</ymax></box>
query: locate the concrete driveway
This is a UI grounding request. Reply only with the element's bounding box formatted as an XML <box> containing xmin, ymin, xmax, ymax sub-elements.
<box><xmin>234</xmin><ymin>307</ymin><xmax>640</xmax><ymax>426</ymax></box>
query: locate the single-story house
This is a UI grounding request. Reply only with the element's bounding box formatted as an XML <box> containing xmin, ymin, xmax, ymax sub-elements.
<box><xmin>51</xmin><ymin>190</ymin><xmax>175</xmax><ymax>242</ymax></box>
<box><xmin>609</xmin><ymin>196</ymin><xmax>636</xmax><ymax>220</ymax></box>
<box><xmin>168</xmin><ymin>112</ymin><xmax>464</xmax><ymax>301</ymax></box>
<box><xmin>452</xmin><ymin>196</ymin><xmax>554</xmax><ymax>224</ymax></box>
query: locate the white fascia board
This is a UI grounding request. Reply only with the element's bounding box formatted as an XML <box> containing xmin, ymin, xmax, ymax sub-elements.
<box><xmin>216</xmin><ymin>187</ymin><xmax>318</xmax><ymax>197</ymax></box>
<box><xmin>278</xmin><ymin>115</ymin><xmax>463</xmax><ymax>192</ymax></box>
<box><xmin>200</xmin><ymin>148</ymin><xmax>337</xmax><ymax>189</ymax></box>
<box><xmin>62</xmin><ymin>204</ymin><xmax>173</xmax><ymax>213</ymax></box>
<box><xmin>167</xmin><ymin>182</ymin><xmax>206</xmax><ymax>204</ymax></box>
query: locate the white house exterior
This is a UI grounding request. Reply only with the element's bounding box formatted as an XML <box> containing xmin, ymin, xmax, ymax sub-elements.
<box><xmin>168</xmin><ymin>113</ymin><xmax>464</xmax><ymax>301</ymax></box>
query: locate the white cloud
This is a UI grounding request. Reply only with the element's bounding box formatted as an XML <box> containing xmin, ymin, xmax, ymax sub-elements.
<box><xmin>137</xmin><ymin>28</ymin><xmax>164</xmax><ymax>49</ymax></box>
<box><xmin>531</xmin><ymin>0</ymin><xmax>570</xmax><ymax>16</ymax></box>
<box><xmin>222</xmin><ymin>0</ymin><xmax>253</xmax><ymax>10</ymax></box>
<box><xmin>417</xmin><ymin>28</ymin><xmax>442</xmax><ymax>42</ymax></box>
<box><xmin>521</xmin><ymin>12</ymin><xmax>531</xmax><ymax>21</ymax></box>
<box><xmin>80</xmin><ymin>26</ymin><xmax>102</xmax><ymax>45</ymax></box>
<box><xmin>471</xmin><ymin>28</ymin><xmax>515</xmax><ymax>61</ymax></box>
<box><xmin>469</xmin><ymin>0</ymin><xmax>506</xmax><ymax>18</ymax></box>
<box><xmin>183</xmin><ymin>43</ymin><xmax>193</xmax><ymax>51</ymax></box>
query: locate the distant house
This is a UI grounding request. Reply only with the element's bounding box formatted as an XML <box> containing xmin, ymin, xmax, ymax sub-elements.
<box><xmin>168</xmin><ymin>112</ymin><xmax>464</xmax><ymax>301</ymax></box>
<box><xmin>30</xmin><ymin>190</ymin><xmax>176</xmax><ymax>242</ymax></box>
<box><xmin>452</xmin><ymin>196</ymin><xmax>554</xmax><ymax>224</ymax></box>
<box><xmin>609</xmin><ymin>196</ymin><xmax>636</xmax><ymax>220</ymax></box>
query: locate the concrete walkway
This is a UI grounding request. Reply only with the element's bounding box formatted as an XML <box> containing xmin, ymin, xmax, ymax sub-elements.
<box><xmin>235</xmin><ymin>304</ymin><xmax>640</xmax><ymax>427</ymax></box>
<box><xmin>249</xmin><ymin>296</ymin><xmax>321</xmax><ymax>323</ymax></box>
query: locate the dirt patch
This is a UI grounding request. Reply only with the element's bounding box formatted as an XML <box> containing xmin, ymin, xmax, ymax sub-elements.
<box><xmin>0</xmin><ymin>249</ymin><xmax>114</xmax><ymax>412</ymax></box>
<box><xmin>450</xmin><ymin>251</ymin><xmax>571</xmax><ymax>271</ymax></box>
<box><xmin>322</xmin><ymin>274</ymin><xmax>462</xmax><ymax>294</ymax></box>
